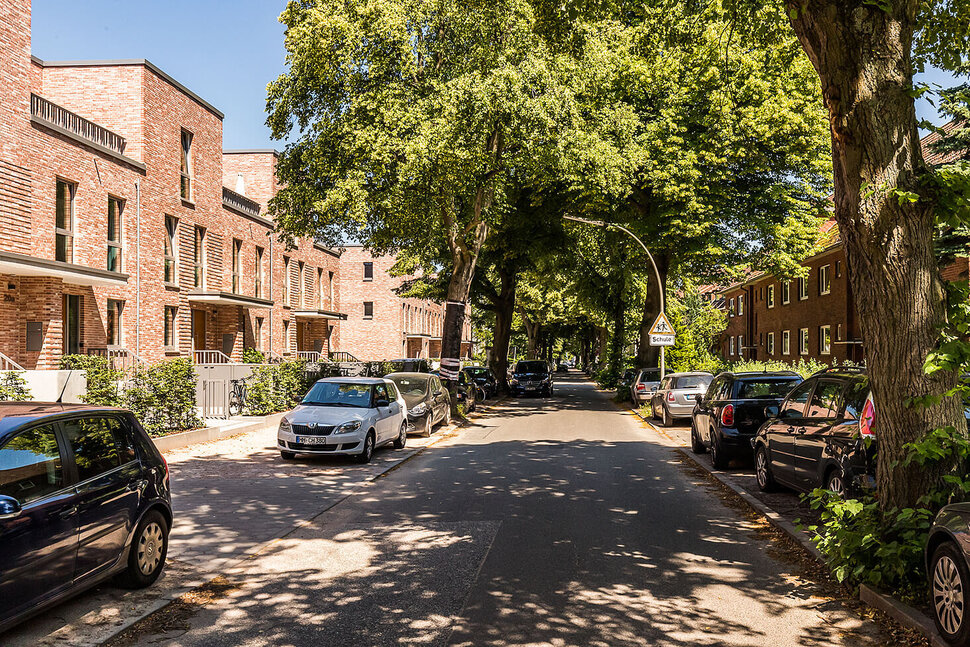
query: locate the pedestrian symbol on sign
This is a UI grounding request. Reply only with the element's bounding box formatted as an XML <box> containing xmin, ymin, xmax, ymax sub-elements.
<box><xmin>648</xmin><ymin>313</ymin><xmax>675</xmax><ymax>336</ymax></box>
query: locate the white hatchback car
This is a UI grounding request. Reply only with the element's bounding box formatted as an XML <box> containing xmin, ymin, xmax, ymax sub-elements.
<box><xmin>277</xmin><ymin>377</ymin><xmax>408</xmax><ymax>463</ymax></box>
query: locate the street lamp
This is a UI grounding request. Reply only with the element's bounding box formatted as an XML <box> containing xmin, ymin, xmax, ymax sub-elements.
<box><xmin>563</xmin><ymin>215</ymin><xmax>668</xmax><ymax>379</ymax></box>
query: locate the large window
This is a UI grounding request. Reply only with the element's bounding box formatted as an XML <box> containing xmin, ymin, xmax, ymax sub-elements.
<box><xmin>55</xmin><ymin>179</ymin><xmax>75</xmax><ymax>263</ymax></box>
<box><xmin>798</xmin><ymin>276</ymin><xmax>809</xmax><ymax>300</ymax></box>
<box><xmin>363</xmin><ymin>301</ymin><xmax>374</xmax><ymax>319</ymax></box>
<box><xmin>164</xmin><ymin>306</ymin><xmax>177</xmax><ymax>347</ymax></box>
<box><xmin>819</xmin><ymin>325</ymin><xmax>832</xmax><ymax>355</ymax></box>
<box><xmin>193</xmin><ymin>226</ymin><xmax>206</xmax><ymax>288</ymax></box>
<box><xmin>180</xmin><ymin>129</ymin><xmax>193</xmax><ymax>200</ymax></box>
<box><xmin>0</xmin><ymin>425</ymin><xmax>64</xmax><ymax>504</ymax></box>
<box><xmin>767</xmin><ymin>285</ymin><xmax>775</xmax><ymax>308</ymax></box>
<box><xmin>738</xmin><ymin>295</ymin><xmax>745</xmax><ymax>316</ymax></box>
<box><xmin>232</xmin><ymin>239</ymin><xmax>242</xmax><ymax>294</ymax></box>
<box><xmin>164</xmin><ymin>215</ymin><xmax>178</xmax><ymax>284</ymax></box>
<box><xmin>729</xmin><ymin>298</ymin><xmax>735</xmax><ymax>317</ymax></box>
<box><xmin>782</xmin><ymin>330</ymin><xmax>791</xmax><ymax>355</ymax></box>
<box><xmin>782</xmin><ymin>281</ymin><xmax>790</xmax><ymax>305</ymax></box>
<box><xmin>729</xmin><ymin>337</ymin><xmax>735</xmax><ymax>355</ymax></box>
<box><xmin>363</xmin><ymin>262</ymin><xmax>373</xmax><ymax>281</ymax></box>
<box><xmin>106</xmin><ymin>299</ymin><xmax>124</xmax><ymax>346</ymax></box>
<box><xmin>819</xmin><ymin>264</ymin><xmax>831</xmax><ymax>295</ymax></box>
<box><xmin>107</xmin><ymin>196</ymin><xmax>123</xmax><ymax>272</ymax></box>
<box><xmin>767</xmin><ymin>332</ymin><xmax>775</xmax><ymax>355</ymax></box>
<box><xmin>255</xmin><ymin>246</ymin><xmax>265</xmax><ymax>298</ymax></box>
<box><xmin>799</xmin><ymin>328</ymin><xmax>809</xmax><ymax>355</ymax></box>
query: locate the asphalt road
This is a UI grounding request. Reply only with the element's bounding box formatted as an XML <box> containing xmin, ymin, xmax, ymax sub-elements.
<box><xmin>119</xmin><ymin>373</ymin><xmax>887</xmax><ymax>647</ymax></box>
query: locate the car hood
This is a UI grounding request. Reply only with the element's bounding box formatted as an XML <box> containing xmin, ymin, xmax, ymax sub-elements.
<box><xmin>287</xmin><ymin>405</ymin><xmax>370</xmax><ymax>426</ymax></box>
<box><xmin>401</xmin><ymin>393</ymin><xmax>427</xmax><ymax>409</ymax></box>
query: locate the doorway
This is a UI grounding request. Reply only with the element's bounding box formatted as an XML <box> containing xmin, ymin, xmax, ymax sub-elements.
<box><xmin>192</xmin><ymin>310</ymin><xmax>207</xmax><ymax>350</ymax></box>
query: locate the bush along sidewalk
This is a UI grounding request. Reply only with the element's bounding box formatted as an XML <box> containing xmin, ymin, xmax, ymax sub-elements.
<box><xmin>244</xmin><ymin>359</ymin><xmax>343</xmax><ymax>415</ymax></box>
<box><xmin>0</xmin><ymin>371</ymin><xmax>31</xmax><ymax>401</ymax></box>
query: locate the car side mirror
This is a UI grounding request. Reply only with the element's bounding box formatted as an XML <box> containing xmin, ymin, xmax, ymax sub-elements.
<box><xmin>0</xmin><ymin>495</ymin><xmax>22</xmax><ymax>520</ymax></box>
<box><xmin>375</xmin><ymin>399</ymin><xmax>390</xmax><ymax>408</ymax></box>
<box><xmin>764</xmin><ymin>405</ymin><xmax>780</xmax><ymax>419</ymax></box>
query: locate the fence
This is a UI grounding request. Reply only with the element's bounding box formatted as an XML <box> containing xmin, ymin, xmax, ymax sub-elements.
<box><xmin>196</xmin><ymin>363</ymin><xmax>258</xmax><ymax>419</ymax></box>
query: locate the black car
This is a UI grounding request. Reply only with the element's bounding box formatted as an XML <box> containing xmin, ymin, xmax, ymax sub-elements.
<box><xmin>753</xmin><ymin>367</ymin><xmax>872</xmax><ymax>495</ymax></box>
<box><xmin>387</xmin><ymin>372</ymin><xmax>451</xmax><ymax>436</ymax></box>
<box><xmin>0</xmin><ymin>404</ymin><xmax>173</xmax><ymax>633</ymax></box>
<box><xmin>462</xmin><ymin>366</ymin><xmax>497</xmax><ymax>399</ymax></box>
<box><xmin>510</xmin><ymin>360</ymin><xmax>554</xmax><ymax>397</ymax></box>
<box><xmin>691</xmin><ymin>371</ymin><xmax>803</xmax><ymax>469</ymax></box>
<box><xmin>926</xmin><ymin>503</ymin><xmax>970</xmax><ymax>646</ymax></box>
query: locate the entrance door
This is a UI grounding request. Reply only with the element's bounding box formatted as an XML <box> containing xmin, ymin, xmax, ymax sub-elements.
<box><xmin>63</xmin><ymin>294</ymin><xmax>80</xmax><ymax>355</ymax></box>
<box><xmin>192</xmin><ymin>310</ymin><xmax>206</xmax><ymax>350</ymax></box>
<box><xmin>296</xmin><ymin>321</ymin><xmax>308</xmax><ymax>352</ymax></box>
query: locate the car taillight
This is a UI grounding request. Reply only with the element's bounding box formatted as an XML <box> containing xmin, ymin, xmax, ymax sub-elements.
<box><xmin>636</xmin><ymin>384</ymin><xmax>646</xmax><ymax>392</ymax></box>
<box><xmin>860</xmin><ymin>394</ymin><xmax>875</xmax><ymax>439</ymax></box>
<box><xmin>666</xmin><ymin>392</ymin><xmax>675</xmax><ymax>403</ymax></box>
<box><xmin>721</xmin><ymin>404</ymin><xmax>735</xmax><ymax>427</ymax></box>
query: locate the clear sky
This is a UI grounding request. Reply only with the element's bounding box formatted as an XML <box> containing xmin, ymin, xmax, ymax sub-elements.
<box><xmin>31</xmin><ymin>1</ymin><xmax>964</xmax><ymax>151</ymax></box>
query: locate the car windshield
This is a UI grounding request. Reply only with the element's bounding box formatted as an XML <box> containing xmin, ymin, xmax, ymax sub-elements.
<box><xmin>388</xmin><ymin>376</ymin><xmax>428</xmax><ymax>397</ymax></box>
<box><xmin>738</xmin><ymin>378</ymin><xmax>801</xmax><ymax>399</ymax></box>
<box><xmin>515</xmin><ymin>361</ymin><xmax>547</xmax><ymax>374</ymax></box>
<box><xmin>464</xmin><ymin>367</ymin><xmax>488</xmax><ymax>377</ymax></box>
<box><xmin>302</xmin><ymin>382</ymin><xmax>373</xmax><ymax>408</ymax></box>
<box><xmin>638</xmin><ymin>369</ymin><xmax>661</xmax><ymax>382</ymax></box>
<box><xmin>676</xmin><ymin>375</ymin><xmax>711</xmax><ymax>389</ymax></box>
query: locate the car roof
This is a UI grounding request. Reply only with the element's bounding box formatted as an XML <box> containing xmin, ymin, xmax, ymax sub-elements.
<box><xmin>665</xmin><ymin>372</ymin><xmax>713</xmax><ymax>377</ymax></box>
<box><xmin>386</xmin><ymin>372</ymin><xmax>432</xmax><ymax>379</ymax></box>
<box><xmin>0</xmin><ymin>402</ymin><xmax>128</xmax><ymax>436</ymax></box>
<box><xmin>723</xmin><ymin>371</ymin><xmax>801</xmax><ymax>379</ymax></box>
<box><xmin>315</xmin><ymin>377</ymin><xmax>386</xmax><ymax>385</ymax></box>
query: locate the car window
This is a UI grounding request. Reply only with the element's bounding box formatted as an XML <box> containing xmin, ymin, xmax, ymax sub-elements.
<box><xmin>638</xmin><ymin>369</ymin><xmax>660</xmax><ymax>383</ymax></box>
<box><xmin>0</xmin><ymin>424</ymin><xmax>64</xmax><ymax>504</ymax></box>
<box><xmin>64</xmin><ymin>416</ymin><xmax>135</xmax><ymax>482</ymax></box>
<box><xmin>385</xmin><ymin>382</ymin><xmax>399</xmax><ymax>400</ymax></box>
<box><xmin>676</xmin><ymin>375</ymin><xmax>711</xmax><ymax>389</ymax></box>
<box><xmin>713</xmin><ymin>378</ymin><xmax>732</xmax><ymax>400</ymax></box>
<box><xmin>373</xmin><ymin>384</ymin><xmax>390</xmax><ymax>404</ymax></box>
<box><xmin>432</xmin><ymin>377</ymin><xmax>441</xmax><ymax>391</ymax></box>
<box><xmin>303</xmin><ymin>382</ymin><xmax>373</xmax><ymax>408</ymax></box>
<box><xmin>390</xmin><ymin>376</ymin><xmax>427</xmax><ymax>397</ymax></box>
<box><xmin>738</xmin><ymin>378</ymin><xmax>801</xmax><ymax>399</ymax></box>
<box><xmin>660</xmin><ymin>377</ymin><xmax>672</xmax><ymax>390</ymax></box>
<box><xmin>843</xmin><ymin>376</ymin><xmax>871</xmax><ymax>420</ymax></box>
<box><xmin>781</xmin><ymin>380</ymin><xmax>814</xmax><ymax>418</ymax></box>
<box><xmin>806</xmin><ymin>380</ymin><xmax>844</xmax><ymax>418</ymax></box>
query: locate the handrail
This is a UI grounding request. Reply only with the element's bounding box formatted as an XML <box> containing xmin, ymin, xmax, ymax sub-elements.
<box><xmin>329</xmin><ymin>351</ymin><xmax>359</xmax><ymax>363</ymax></box>
<box><xmin>86</xmin><ymin>347</ymin><xmax>145</xmax><ymax>372</ymax></box>
<box><xmin>31</xmin><ymin>94</ymin><xmax>126</xmax><ymax>154</ymax></box>
<box><xmin>0</xmin><ymin>351</ymin><xmax>24</xmax><ymax>371</ymax></box>
<box><xmin>193</xmin><ymin>350</ymin><xmax>235</xmax><ymax>364</ymax></box>
<box><xmin>297</xmin><ymin>350</ymin><xmax>322</xmax><ymax>361</ymax></box>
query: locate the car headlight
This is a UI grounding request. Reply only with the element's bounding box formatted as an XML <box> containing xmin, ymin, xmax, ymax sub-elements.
<box><xmin>411</xmin><ymin>402</ymin><xmax>427</xmax><ymax>415</ymax></box>
<box><xmin>337</xmin><ymin>420</ymin><xmax>362</xmax><ymax>433</ymax></box>
<box><xmin>279</xmin><ymin>418</ymin><xmax>291</xmax><ymax>433</ymax></box>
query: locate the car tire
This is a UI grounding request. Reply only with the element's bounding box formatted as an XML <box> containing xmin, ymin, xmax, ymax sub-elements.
<box><xmin>444</xmin><ymin>406</ymin><xmax>452</xmax><ymax>426</ymax></box>
<box><xmin>280</xmin><ymin>451</ymin><xmax>296</xmax><ymax>460</ymax></box>
<box><xmin>393</xmin><ymin>422</ymin><xmax>407</xmax><ymax>449</ymax></box>
<box><xmin>356</xmin><ymin>432</ymin><xmax>375</xmax><ymax>464</ymax></box>
<box><xmin>755</xmin><ymin>445</ymin><xmax>776</xmax><ymax>492</ymax></box>
<box><xmin>690</xmin><ymin>420</ymin><xmax>706</xmax><ymax>454</ymax></box>
<box><xmin>423</xmin><ymin>414</ymin><xmax>433</xmax><ymax>437</ymax></box>
<box><xmin>825</xmin><ymin>469</ymin><xmax>846</xmax><ymax>496</ymax></box>
<box><xmin>117</xmin><ymin>509</ymin><xmax>169</xmax><ymax>589</ymax></box>
<box><xmin>661</xmin><ymin>405</ymin><xmax>673</xmax><ymax>428</ymax></box>
<box><xmin>932</xmin><ymin>541</ymin><xmax>970</xmax><ymax>645</ymax></box>
<box><xmin>709</xmin><ymin>430</ymin><xmax>728</xmax><ymax>470</ymax></box>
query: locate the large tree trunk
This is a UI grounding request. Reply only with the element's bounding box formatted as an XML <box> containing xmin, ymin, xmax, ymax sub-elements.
<box><xmin>608</xmin><ymin>291</ymin><xmax>626</xmax><ymax>377</ymax></box>
<box><xmin>488</xmin><ymin>266</ymin><xmax>517</xmax><ymax>394</ymax></box>
<box><xmin>636</xmin><ymin>253</ymin><xmax>670</xmax><ymax>369</ymax></box>
<box><xmin>519</xmin><ymin>307</ymin><xmax>541</xmax><ymax>359</ymax></box>
<box><xmin>441</xmin><ymin>230</ymin><xmax>487</xmax><ymax>414</ymax></box>
<box><xmin>786</xmin><ymin>1</ymin><xmax>964</xmax><ymax>510</ymax></box>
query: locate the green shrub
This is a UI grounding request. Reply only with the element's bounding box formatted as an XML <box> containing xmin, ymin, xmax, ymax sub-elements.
<box><xmin>243</xmin><ymin>360</ymin><xmax>315</xmax><ymax>415</ymax></box>
<box><xmin>123</xmin><ymin>358</ymin><xmax>201</xmax><ymax>436</ymax></box>
<box><xmin>0</xmin><ymin>371</ymin><xmax>31</xmax><ymax>401</ymax></box>
<box><xmin>727</xmin><ymin>357</ymin><xmax>847</xmax><ymax>379</ymax></box>
<box><xmin>242</xmin><ymin>348</ymin><xmax>266</xmax><ymax>364</ymax></box>
<box><xmin>60</xmin><ymin>354</ymin><xmax>123</xmax><ymax>406</ymax></box>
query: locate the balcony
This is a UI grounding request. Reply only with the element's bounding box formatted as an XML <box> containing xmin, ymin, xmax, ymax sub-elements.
<box><xmin>30</xmin><ymin>95</ymin><xmax>143</xmax><ymax>170</ymax></box>
<box><xmin>222</xmin><ymin>187</ymin><xmax>272</xmax><ymax>227</ymax></box>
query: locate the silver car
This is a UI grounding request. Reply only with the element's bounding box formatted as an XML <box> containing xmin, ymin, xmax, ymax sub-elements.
<box><xmin>630</xmin><ymin>368</ymin><xmax>662</xmax><ymax>406</ymax></box>
<box><xmin>277</xmin><ymin>377</ymin><xmax>408</xmax><ymax>463</ymax></box>
<box><xmin>650</xmin><ymin>371</ymin><xmax>713</xmax><ymax>427</ymax></box>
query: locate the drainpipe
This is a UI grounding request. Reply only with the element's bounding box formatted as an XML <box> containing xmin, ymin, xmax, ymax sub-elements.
<box><xmin>135</xmin><ymin>180</ymin><xmax>141</xmax><ymax>359</ymax></box>
<box><xmin>268</xmin><ymin>233</ymin><xmax>273</xmax><ymax>356</ymax></box>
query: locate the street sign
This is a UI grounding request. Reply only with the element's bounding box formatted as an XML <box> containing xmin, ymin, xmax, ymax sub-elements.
<box><xmin>648</xmin><ymin>312</ymin><xmax>675</xmax><ymax>347</ymax></box>
<box><xmin>649</xmin><ymin>334</ymin><xmax>675</xmax><ymax>347</ymax></box>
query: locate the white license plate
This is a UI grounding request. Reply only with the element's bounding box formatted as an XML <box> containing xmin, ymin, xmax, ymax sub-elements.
<box><xmin>295</xmin><ymin>436</ymin><xmax>328</xmax><ymax>446</ymax></box>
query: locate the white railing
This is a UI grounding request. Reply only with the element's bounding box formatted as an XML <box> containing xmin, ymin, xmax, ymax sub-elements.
<box><xmin>87</xmin><ymin>348</ymin><xmax>145</xmax><ymax>373</ymax></box>
<box><xmin>266</xmin><ymin>350</ymin><xmax>285</xmax><ymax>364</ymax></box>
<box><xmin>297</xmin><ymin>351</ymin><xmax>322</xmax><ymax>362</ymax></box>
<box><xmin>194</xmin><ymin>350</ymin><xmax>235</xmax><ymax>364</ymax></box>
<box><xmin>0</xmin><ymin>351</ymin><xmax>24</xmax><ymax>371</ymax></box>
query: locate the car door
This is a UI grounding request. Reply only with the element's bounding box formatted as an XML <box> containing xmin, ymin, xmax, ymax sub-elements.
<box><xmin>433</xmin><ymin>377</ymin><xmax>448</xmax><ymax>420</ymax></box>
<box><xmin>385</xmin><ymin>381</ymin><xmax>404</xmax><ymax>430</ymax></box>
<box><xmin>372</xmin><ymin>384</ymin><xmax>394</xmax><ymax>443</ymax></box>
<box><xmin>765</xmin><ymin>379</ymin><xmax>814</xmax><ymax>486</ymax></box>
<box><xmin>653</xmin><ymin>377</ymin><xmax>672</xmax><ymax>413</ymax></box>
<box><xmin>64</xmin><ymin>415</ymin><xmax>142</xmax><ymax>580</ymax></box>
<box><xmin>794</xmin><ymin>379</ymin><xmax>844</xmax><ymax>491</ymax></box>
<box><xmin>695</xmin><ymin>377</ymin><xmax>722</xmax><ymax>433</ymax></box>
<box><xmin>0</xmin><ymin>423</ymin><xmax>79</xmax><ymax>623</ymax></box>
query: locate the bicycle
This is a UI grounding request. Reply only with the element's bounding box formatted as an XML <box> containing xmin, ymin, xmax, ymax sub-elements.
<box><xmin>228</xmin><ymin>378</ymin><xmax>248</xmax><ymax>417</ymax></box>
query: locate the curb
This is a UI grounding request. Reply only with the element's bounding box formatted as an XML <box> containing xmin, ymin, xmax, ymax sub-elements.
<box><xmin>152</xmin><ymin>413</ymin><xmax>287</xmax><ymax>453</ymax></box>
<box><xmin>626</xmin><ymin>404</ymin><xmax>946</xmax><ymax>647</ymax></box>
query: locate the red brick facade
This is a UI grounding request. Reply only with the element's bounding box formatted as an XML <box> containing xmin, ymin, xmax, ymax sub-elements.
<box><xmin>338</xmin><ymin>247</ymin><xmax>473</xmax><ymax>361</ymax></box>
<box><xmin>0</xmin><ymin>2</ymin><xmax>344</xmax><ymax>369</ymax></box>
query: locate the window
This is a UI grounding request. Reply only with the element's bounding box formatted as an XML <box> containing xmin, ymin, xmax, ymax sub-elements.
<box><xmin>819</xmin><ymin>264</ymin><xmax>831</xmax><ymax>295</ymax></box>
<box><xmin>807</xmin><ymin>380</ymin><xmax>843</xmax><ymax>419</ymax></box>
<box><xmin>232</xmin><ymin>239</ymin><xmax>242</xmax><ymax>294</ymax></box>
<box><xmin>363</xmin><ymin>301</ymin><xmax>374</xmax><ymax>319</ymax></box>
<box><xmin>729</xmin><ymin>337</ymin><xmax>734</xmax><ymax>355</ymax></box>
<box><xmin>738</xmin><ymin>295</ymin><xmax>745</xmax><ymax>316</ymax></box>
<box><xmin>328</xmin><ymin>271</ymin><xmax>334</xmax><ymax>306</ymax></box>
<box><xmin>297</xmin><ymin>261</ymin><xmax>305</xmax><ymax>307</ymax></box>
<box><xmin>106</xmin><ymin>299</ymin><xmax>124</xmax><ymax>346</ymax></box>
<box><xmin>55</xmin><ymin>179</ymin><xmax>75</xmax><ymax>263</ymax></box>
<box><xmin>799</xmin><ymin>328</ymin><xmax>809</xmax><ymax>355</ymax></box>
<box><xmin>255</xmin><ymin>246</ymin><xmax>265</xmax><ymax>298</ymax></box>
<box><xmin>781</xmin><ymin>380</ymin><xmax>814</xmax><ymax>418</ymax></box>
<box><xmin>373</xmin><ymin>383</ymin><xmax>389</xmax><ymax>406</ymax></box>
<box><xmin>164</xmin><ymin>306</ymin><xmax>177</xmax><ymax>347</ymax></box>
<box><xmin>164</xmin><ymin>215</ymin><xmax>178</xmax><ymax>284</ymax></box>
<box><xmin>0</xmin><ymin>425</ymin><xmax>64</xmax><ymax>504</ymax></box>
<box><xmin>63</xmin><ymin>416</ymin><xmax>135</xmax><ymax>482</ymax></box>
<box><xmin>819</xmin><ymin>325</ymin><xmax>831</xmax><ymax>355</ymax></box>
<box><xmin>798</xmin><ymin>276</ymin><xmax>808</xmax><ymax>300</ymax></box>
<box><xmin>729</xmin><ymin>298</ymin><xmax>735</xmax><ymax>316</ymax></box>
<box><xmin>255</xmin><ymin>316</ymin><xmax>264</xmax><ymax>350</ymax></box>
<box><xmin>767</xmin><ymin>285</ymin><xmax>775</xmax><ymax>308</ymax></box>
<box><xmin>782</xmin><ymin>330</ymin><xmax>791</xmax><ymax>355</ymax></box>
<box><xmin>283</xmin><ymin>256</ymin><xmax>290</xmax><ymax>305</ymax></box>
<box><xmin>193</xmin><ymin>226</ymin><xmax>206</xmax><ymax>288</ymax></box>
<box><xmin>737</xmin><ymin>335</ymin><xmax>744</xmax><ymax>356</ymax></box>
<box><xmin>782</xmin><ymin>281</ymin><xmax>790</xmax><ymax>305</ymax></box>
<box><xmin>363</xmin><ymin>262</ymin><xmax>373</xmax><ymax>281</ymax></box>
<box><xmin>835</xmin><ymin>260</ymin><xmax>842</xmax><ymax>278</ymax></box>
<box><xmin>317</xmin><ymin>268</ymin><xmax>323</xmax><ymax>308</ymax></box>
<box><xmin>837</xmin><ymin>323</ymin><xmax>843</xmax><ymax>341</ymax></box>
<box><xmin>767</xmin><ymin>332</ymin><xmax>775</xmax><ymax>355</ymax></box>
<box><xmin>107</xmin><ymin>196</ymin><xmax>123</xmax><ymax>272</ymax></box>
<box><xmin>180</xmin><ymin>129</ymin><xmax>193</xmax><ymax>200</ymax></box>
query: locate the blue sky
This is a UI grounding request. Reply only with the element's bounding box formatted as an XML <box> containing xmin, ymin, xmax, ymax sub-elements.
<box><xmin>31</xmin><ymin>1</ymin><xmax>964</xmax><ymax>150</ymax></box>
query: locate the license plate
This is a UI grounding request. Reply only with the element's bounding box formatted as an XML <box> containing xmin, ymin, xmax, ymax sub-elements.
<box><xmin>295</xmin><ymin>436</ymin><xmax>328</xmax><ymax>446</ymax></box>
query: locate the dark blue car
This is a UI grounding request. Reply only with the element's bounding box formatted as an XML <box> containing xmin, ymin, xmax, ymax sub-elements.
<box><xmin>0</xmin><ymin>403</ymin><xmax>172</xmax><ymax>633</ymax></box>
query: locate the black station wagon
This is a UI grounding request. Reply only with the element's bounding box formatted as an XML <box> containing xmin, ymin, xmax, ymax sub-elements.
<box><xmin>0</xmin><ymin>404</ymin><xmax>173</xmax><ymax>633</ymax></box>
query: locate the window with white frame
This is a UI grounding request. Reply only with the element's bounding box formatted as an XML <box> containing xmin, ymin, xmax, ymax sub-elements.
<box><xmin>255</xmin><ymin>246</ymin><xmax>265</xmax><ymax>298</ymax></box>
<box><xmin>192</xmin><ymin>226</ymin><xmax>206</xmax><ymax>289</ymax></box>
<box><xmin>55</xmin><ymin>178</ymin><xmax>75</xmax><ymax>263</ymax></box>
<box><xmin>729</xmin><ymin>336</ymin><xmax>735</xmax><ymax>355</ymax></box>
<box><xmin>782</xmin><ymin>281</ymin><xmax>790</xmax><ymax>305</ymax></box>
<box><xmin>799</xmin><ymin>328</ymin><xmax>809</xmax><ymax>355</ymax></box>
<box><xmin>107</xmin><ymin>196</ymin><xmax>123</xmax><ymax>272</ymax></box>
<box><xmin>767</xmin><ymin>332</ymin><xmax>775</xmax><ymax>355</ymax></box>
<box><xmin>729</xmin><ymin>298</ymin><xmax>735</xmax><ymax>317</ymax></box>
<box><xmin>164</xmin><ymin>215</ymin><xmax>178</xmax><ymax>284</ymax></box>
<box><xmin>767</xmin><ymin>285</ymin><xmax>775</xmax><ymax>308</ymax></box>
<box><xmin>180</xmin><ymin>129</ymin><xmax>193</xmax><ymax>200</ymax></box>
<box><xmin>231</xmin><ymin>239</ymin><xmax>242</xmax><ymax>294</ymax></box>
<box><xmin>782</xmin><ymin>330</ymin><xmax>790</xmax><ymax>355</ymax></box>
<box><xmin>819</xmin><ymin>325</ymin><xmax>831</xmax><ymax>354</ymax></box>
<box><xmin>798</xmin><ymin>276</ymin><xmax>808</xmax><ymax>300</ymax></box>
<box><xmin>164</xmin><ymin>306</ymin><xmax>178</xmax><ymax>347</ymax></box>
<box><xmin>738</xmin><ymin>295</ymin><xmax>745</xmax><ymax>315</ymax></box>
<box><xmin>819</xmin><ymin>264</ymin><xmax>831</xmax><ymax>295</ymax></box>
<box><xmin>738</xmin><ymin>335</ymin><xmax>744</xmax><ymax>354</ymax></box>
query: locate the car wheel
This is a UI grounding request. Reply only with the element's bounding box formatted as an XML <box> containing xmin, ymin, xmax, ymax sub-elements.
<box><xmin>117</xmin><ymin>510</ymin><xmax>168</xmax><ymax>589</ymax></box>
<box><xmin>755</xmin><ymin>446</ymin><xmax>776</xmax><ymax>492</ymax></box>
<box><xmin>393</xmin><ymin>422</ymin><xmax>407</xmax><ymax>449</ymax></box>
<box><xmin>661</xmin><ymin>404</ymin><xmax>673</xmax><ymax>428</ymax></box>
<box><xmin>690</xmin><ymin>420</ymin><xmax>706</xmax><ymax>454</ymax></box>
<box><xmin>444</xmin><ymin>406</ymin><xmax>452</xmax><ymax>426</ymax></box>
<box><xmin>825</xmin><ymin>470</ymin><xmax>845</xmax><ymax>496</ymax></box>
<box><xmin>650</xmin><ymin>401</ymin><xmax>659</xmax><ymax>420</ymax></box>
<box><xmin>356</xmin><ymin>432</ymin><xmax>375</xmax><ymax>464</ymax></box>
<box><xmin>423</xmin><ymin>414</ymin><xmax>433</xmax><ymax>437</ymax></box>
<box><xmin>709</xmin><ymin>430</ymin><xmax>728</xmax><ymax>470</ymax></box>
<box><xmin>280</xmin><ymin>451</ymin><xmax>296</xmax><ymax>460</ymax></box>
<box><xmin>932</xmin><ymin>541</ymin><xmax>970</xmax><ymax>645</ymax></box>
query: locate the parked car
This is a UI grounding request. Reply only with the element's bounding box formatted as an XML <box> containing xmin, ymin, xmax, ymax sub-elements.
<box><xmin>463</xmin><ymin>366</ymin><xmax>497</xmax><ymax>399</ymax></box>
<box><xmin>510</xmin><ymin>360</ymin><xmax>555</xmax><ymax>397</ymax></box>
<box><xmin>454</xmin><ymin>370</ymin><xmax>479</xmax><ymax>411</ymax></box>
<box><xmin>0</xmin><ymin>404</ymin><xmax>173</xmax><ymax>634</ymax></box>
<box><xmin>691</xmin><ymin>371</ymin><xmax>803</xmax><ymax>469</ymax></box>
<box><xmin>277</xmin><ymin>377</ymin><xmax>408</xmax><ymax>463</ymax></box>
<box><xmin>926</xmin><ymin>504</ymin><xmax>970</xmax><ymax>645</ymax></box>
<box><xmin>630</xmin><ymin>368</ymin><xmax>662</xmax><ymax>406</ymax></box>
<box><xmin>386</xmin><ymin>372</ymin><xmax>451</xmax><ymax>437</ymax></box>
<box><xmin>650</xmin><ymin>372</ymin><xmax>714</xmax><ymax>426</ymax></box>
<box><xmin>618</xmin><ymin>368</ymin><xmax>638</xmax><ymax>393</ymax></box>
<box><xmin>753</xmin><ymin>367</ymin><xmax>873</xmax><ymax>495</ymax></box>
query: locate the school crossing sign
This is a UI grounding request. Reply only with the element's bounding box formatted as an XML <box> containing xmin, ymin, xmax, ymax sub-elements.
<box><xmin>648</xmin><ymin>312</ymin><xmax>676</xmax><ymax>347</ymax></box>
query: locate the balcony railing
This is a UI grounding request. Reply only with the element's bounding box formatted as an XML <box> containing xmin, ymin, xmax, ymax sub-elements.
<box><xmin>31</xmin><ymin>94</ymin><xmax>127</xmax><ymax>155</ymax></box>
<box><xmin>86</xmin><ymin>347</ymin><xmax>145</xmax><ymax>373</ymax></box>
<box><xmin>222</xmin><ymin>187</ymin><xmax>262</xmax><ymax>220</ymax></box>
<box><xmin>329</xmin><ymin>351</ymin><xmax>359</xmax><ymax>363</ymax></box>
<box><xmin>0</xmin><ymin>351</ymin><xmax>24</xmax><ymax>371</ymax></box>
<box><xmin>194</xmin><ymin>350</ymin><xmax>236</xmax><ymax>365</ymax></box>
<box><xmin>297</xmin><ymin>351</ymin><xmax>322</xmax><ymax>362</ymax></box>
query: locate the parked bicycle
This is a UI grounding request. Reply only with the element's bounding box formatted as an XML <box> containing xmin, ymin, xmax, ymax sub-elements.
<box><xmin>228</xmin><ymin>378</ymin><xmax>248</xmax><ymax>417</ymax></box>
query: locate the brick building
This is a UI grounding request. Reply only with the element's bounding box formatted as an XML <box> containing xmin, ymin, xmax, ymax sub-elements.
<box><xmin>0</xmin><ymin>1</ymin><xmax>344</xmax><ymax>369</ymax></box>
<box><xmin>338</xmin><ymin>246</ymin><xmax>474</xmax><ymax>360</ymax></box>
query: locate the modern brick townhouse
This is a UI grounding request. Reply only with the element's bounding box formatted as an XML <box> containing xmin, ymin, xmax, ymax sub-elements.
<box><xmin>0</xmin><ymin>0</ymin><xmax>344</xmax><ymax>370</ymax></box>
<box><xmin>338</xmin><ymin>246</ymin><xmax>475</xmax><ymax>361</ymax></box>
